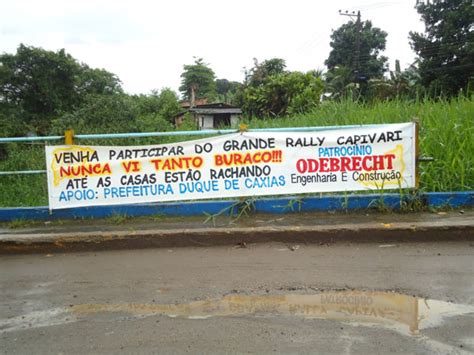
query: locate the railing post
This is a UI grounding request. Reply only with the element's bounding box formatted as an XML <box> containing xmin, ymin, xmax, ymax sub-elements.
<box><xmin>64</xmin><ymin>129</ymin><xmax>74</xmax><ymax>145</ymax></box>
<box><xmin>413</xmin><ymin>118</ymin><xmax>420</xmax><ymax>190</ymax></box>
<box><xmin>412</xmin><ymin>117</ymin><xmax>421</xmax><ymax>194</ymax></box>
<box><xmin>239</xmin><ymin>123</ymin><xmax>248</xmax><ymax>133</ymax></box>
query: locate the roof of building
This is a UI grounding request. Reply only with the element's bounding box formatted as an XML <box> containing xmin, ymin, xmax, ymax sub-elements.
<box><xmin>179</xmin><ymin>98</ymin><xmax>209</xmax><ymax>108</ymax></box>
<box><xmin>176</xmin><ymin>102</ymin><xmax>242</xmax><ymax>117</ymax></box>
<box><xmin>190</xmin><ymin>103</ymin><xmax>238</xmax><ymax>109</ymax></box>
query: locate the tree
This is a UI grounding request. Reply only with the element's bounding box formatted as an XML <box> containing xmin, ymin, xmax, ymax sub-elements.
<box><xmin>77</xmin><ymin>66</ymin><xmax>122</xmax><ymax>97</ymax></box>
<box><xmin>325</xmin><ymin>20</ymin><xmax>388</xmax><ymax>82</ymax></box>
<box><xmin>0</xmin><ymin>45</ymin><xmax>82</xmax><ymax>134</ymax></box>
<box><xmin>0</xmin><ymin>44</ymin><xmax>123</xmax><ymax>135</ymax></box>
<box><xmin>135</xmin><ymin>88</ymin><xmax>181</xmax><ymax>122</ymax></box>
<box><xmin>244</xmin><ymin>58</ymin><xmax>287</xmax><ymax>87</ymax></box>
<box><xmin>409</xmin><ymin>0</ymin><xmax>474</xmax><ymax>96</ymax></box>
<box><xmin>215</xmin><ymin>79</ymin><xmax>241</xmax><ymax>103</ymax></box>
<box><xmin>364</xmin><ymin>60</ymin><xmax>425</xmax><ymax>101</ymax></box>
<box><xmin>136</xmin><ymin>88</ymin><xmax>182</xmax><ymax>132</ymax></box>
<box><xmin>53</xmin><ymin>87</ymin><xmax>180</xmax><ymax>134</ymax></box>
<box><xmin>179</xmin><ymin>58</ymin><xmax>216</xmax><ymax>101</ymax></box>
<box><xmin>324</xmin><ymin>65</ymin><xmax>356</xmax><ymax>99</ymax></box>
<box><xmin>241</xmin><ymin>71</ymin><xmax>324</xmax><ymax>117</ymax></box>
<box><xmin>237</xmin><ymin>58</ymin><xmax>323</xmax><ymax>117</ymax></box>
<box><xmin>52</xmin><ymin>93</ymin><xmax>138</xmax><ymax>134</ymax></box>
<box><xmin>153</xmin><ymin>88</ymin><xmax>181</xmax><ymax>123</ymax></box>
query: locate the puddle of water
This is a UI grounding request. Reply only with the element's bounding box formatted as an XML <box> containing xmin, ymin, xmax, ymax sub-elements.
<box><xmin>71</xmin><ymin>290</ymin><xmax>473</xmax><ymax>336</ymax></box>
<box><xmin>2</xmin><ymin>290</ymin><xmax>473</xmax><ymax>340</ymax></box>
<box><xmin>2</xmin><ymin>290</ymin><xmax>472</xmax><ymax>354</ymax></box>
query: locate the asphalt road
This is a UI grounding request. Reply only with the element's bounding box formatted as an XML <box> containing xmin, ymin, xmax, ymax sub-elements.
<box><xmin>1</xmin><ymin>242</ymin><xmax>473</xmax><ymax>354</ymax></box>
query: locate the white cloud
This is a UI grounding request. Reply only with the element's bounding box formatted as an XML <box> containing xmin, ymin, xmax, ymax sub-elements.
<box><xmin>0</xmin><ymin>0</ymin><xmax>425</xmax><ymax>95</ymax></box>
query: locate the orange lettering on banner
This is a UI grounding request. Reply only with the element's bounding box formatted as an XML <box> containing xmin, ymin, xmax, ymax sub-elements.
<box><xmin>214</xmin><ymin>150</ymin><xmax>283</xmax><ymax>167</ymax></box>
<box><xmin>150</xmin><ymin>157</ymin><xmax>203</xmax><ymax>171</ymax></box>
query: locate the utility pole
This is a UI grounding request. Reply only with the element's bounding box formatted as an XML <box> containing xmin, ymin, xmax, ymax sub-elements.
<box><xmin>339</xmin><ymin>10</ymin><xmax>362</xmax><ymax>85</ymax></box>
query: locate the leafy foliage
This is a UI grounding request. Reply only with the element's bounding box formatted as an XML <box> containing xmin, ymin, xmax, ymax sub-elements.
<box><xmin>53</xmin><ymin>88</ymin><xmax>179</xmax><ymax>134</ymax></box>
<box><xmin>0</xmin><ymin>45</ymin><xmax>181</xmax><ymax>137</ymax></box>
<box><xmin>409</xmin><ymin>0</ymin><xmax>474</xmax><ymax>96</ymax></box>
<box><xmin>215</xmin><ymin>79</ymin><xmax>241</xmax><ymax>103</ymax></box>
<box><xmin>324</xmin><ymin>65</ymin><xmax>356</xmax><ymax>99</ymax></box>
<box><xmin>325</xmin><ymin>20</ymin><xmax>388</xmax><ymax>82</ymax></box>
<box><xmin>244</xmin><ymin>58</ymin><xmax>287</xmax><ymax>87</ymax></box>
<box><xmin>76</xmin><ymin>66</ymin><xmax>123</xmax><ymax>97</ymax></box>
<box><xmin>365</xmin><ymin>60</ymin><xmax>425</xmax><ymax>101</ymax></box>
<box><xmin>0</xmin><ymin>44</ymin><xmax>122</xmax><ymax>135</ymax></box>
<box><xmin>240</xmin><ymin>65</ymin><xmax>324</xmax><ymax>117</ymax></box>
<box><xmin>134</xmin><ymin>88</ymin><xmax>181</xmax><ymax>123</ymax></box>
<box><xmin>52</xmin><ymin>94</ymin><xmax>139</xmax><ymax>134</ymax></box>
<box><xmin>133</xmin><ymin>88</ymin><xmax>180</xmax><ymax>132</ymax></box>
<box><xmin>179</xmin><ymin>58</ymin><xmax>216</xmax><ymax>100</ymax></box>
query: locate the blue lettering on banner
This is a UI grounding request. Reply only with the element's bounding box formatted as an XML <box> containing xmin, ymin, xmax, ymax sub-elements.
<box><xmin>103</xmin><ymin>184</ymin><xmax>174</xmax><ymax>199</ymax></box>
<box><xmin>244</xmin><ymin>176</ymin><xmax>286</xmax><ymax>189</ymax></box>
<box><xmin>59</xmin><ymin>189</ymin><xmax>97</xmax><ymax>202</ymax></box>
<box><xmin>318</xmin><ymin>145</ymin><xmax>373</xmax><ymax>157</ymax></box>
<box><xmin>224</xmin><ymin>179</ymin><xmax>240</xmax><ymax>191</ymax></box>
<box><xmin>179</xmin><ymin>180</ymin><xmax>219</xmax><ymax>194</ymax></box>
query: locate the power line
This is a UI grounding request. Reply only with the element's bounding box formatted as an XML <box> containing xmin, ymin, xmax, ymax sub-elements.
<box><xmin>349</xmin><ymin>38</ymin><xmax>473</xmax><ymax>64</ymax></box>
<box><xmin>339</xmin><ymin>9</ymin><xmax>362</xmax><ymax>83</ymax></box>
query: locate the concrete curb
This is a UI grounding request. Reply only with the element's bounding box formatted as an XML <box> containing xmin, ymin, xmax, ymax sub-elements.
<box><xmin>1</xmin><ymin>212</ymin><xmax>473</xmax><ymax>254</ymax></box>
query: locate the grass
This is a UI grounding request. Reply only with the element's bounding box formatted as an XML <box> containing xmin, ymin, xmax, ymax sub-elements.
<box><xmin>245</xmin><ymin>97</ymin><xmax>473</xmax><ymax>192</ymax></box>
<box><xmin>108</xmin><ymin>213</ymin><xmax>129</xmax><ymax>224</ymax></box>
<box><xmin>0</xmin><ymin>97</ymin><xmax>472</xmax><ymax>207</ymax></box>
<box><xmin>7</xmin><ymin>219</ymin><xmax>30</xmax><ymax>229</ymax></box>
<box><xmin>203</xmin><ymin>197</ymin><xmax>257</xmax><ymax>225</ymax></box>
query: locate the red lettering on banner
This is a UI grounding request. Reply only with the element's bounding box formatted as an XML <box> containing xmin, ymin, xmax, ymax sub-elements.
<box><xmin>59</xmin><ymin>163</ymin><xmax>112</xmax><ymax>178</ymax></box>
<box><xmin>295</xmin><ymin>154</ymin><xmax>397</xmax><ymax>174</ymax></box>
<box><xmin>122</xmin><ymin>161</ymin><xmax>141</xmax><ymax>173</ymax></box>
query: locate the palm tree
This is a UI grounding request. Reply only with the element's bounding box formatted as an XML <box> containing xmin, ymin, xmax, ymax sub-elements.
<box><xmin>325</xmin><ymin>66</ymin><xmax>357</xmax><ymax>99</ymax></box>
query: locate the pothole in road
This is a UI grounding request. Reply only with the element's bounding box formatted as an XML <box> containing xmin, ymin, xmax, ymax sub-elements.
<box><xmin>2</xmin><ymin>290</ymin><xmax>473</xmax><ymax>350</ymax></box>
<box><xmin>68</xmin><ymin>290</ymin><xmax>473</xmax><ymax>336</ymax></box>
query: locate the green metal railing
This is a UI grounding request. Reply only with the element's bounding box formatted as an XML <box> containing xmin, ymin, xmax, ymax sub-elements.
<box><xmin>1</xmin><ymin>124</ymin><xmax>388</xmax><ymax>176</ymax></box>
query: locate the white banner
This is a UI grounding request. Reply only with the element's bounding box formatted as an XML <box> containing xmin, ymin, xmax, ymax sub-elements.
<box><xmin>45</xmin><ymin>123</ymin><xmax>416</xmax><ymax>209</ymax></box>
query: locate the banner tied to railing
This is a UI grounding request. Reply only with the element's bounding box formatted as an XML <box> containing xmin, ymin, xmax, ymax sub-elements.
<box><xmin>45</xmin><ymin>123</ymin><xmax>416</xmax><ymax>210</ymax></box>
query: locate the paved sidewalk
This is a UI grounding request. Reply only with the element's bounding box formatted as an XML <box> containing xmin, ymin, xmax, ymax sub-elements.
<box><xmin>0</xmin><ymin>210</ymin><xmax>472</xmax><ymax>253</ymax></box>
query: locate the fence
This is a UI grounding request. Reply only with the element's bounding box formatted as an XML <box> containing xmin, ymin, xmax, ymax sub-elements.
<box><xmin>2</xmin><ymin>124</ymin><xmax>469</xmax><ymax>223</ymax></box>
<box><xmin>0</xmin><ymin>124</ymin><xmax>392</xmax><ymax>176</ymax></box>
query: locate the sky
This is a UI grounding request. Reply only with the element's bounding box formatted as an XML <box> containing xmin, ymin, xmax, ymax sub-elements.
<box><xmin>0</xmin><ymin>0</ymin><xmax>425</xmax><ymax>95</ymax></box>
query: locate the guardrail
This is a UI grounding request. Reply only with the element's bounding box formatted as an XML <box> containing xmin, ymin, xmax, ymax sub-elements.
<box><xmin>0</xmin><ymin>124</ymin><xmax>397</xmax><ymax>176</ymax></box>
<box><xmin>0</xmin><ymin>124</ymin><xmax>450</xmax><ymax>221</ymax></box>
<box><xmin>0</xmin><ymin>124</ymin><xmax>389</xmax><ymax>143</ymax></box>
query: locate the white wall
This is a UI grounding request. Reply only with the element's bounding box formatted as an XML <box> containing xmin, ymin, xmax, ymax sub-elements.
<box><xmin>230</xmin><ymin>114</ymin><xmax>240</xmax><ymax>127</ymax></box>
<box><xmin>198</xmin><ymin>115</ymin><xmax>214</xmax><ymax>130</ymax></box>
